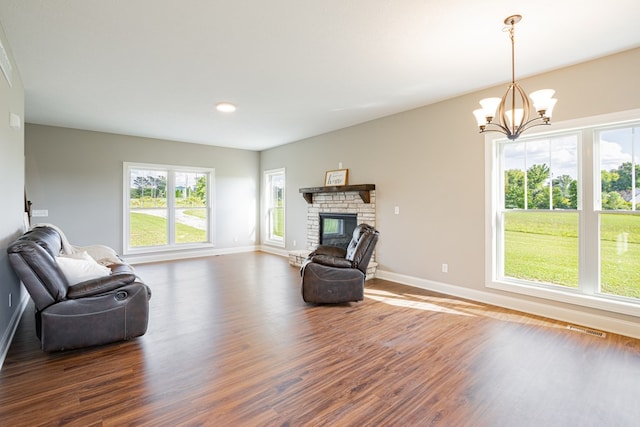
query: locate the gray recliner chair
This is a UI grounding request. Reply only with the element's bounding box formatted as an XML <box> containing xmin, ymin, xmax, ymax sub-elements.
<box><xmin>7</xmin><ymin>225</ymin><xmax>151</xmax><ymax>352</ymax></box>
<box><xmin>301</xmin><ymin>223</ymin><xmax>379</xmax><ymax>303</ymax></box>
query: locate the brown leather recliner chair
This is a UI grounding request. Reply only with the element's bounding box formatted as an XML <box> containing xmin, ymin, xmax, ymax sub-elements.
<box><xmin>7</xmin><ymin>226</ymin><xmax>151</xmax><ymax>352</ymax></box>
<box><xmin>301</xmin><ymin>223</ymin><xmax>379</xmax><ymax>303</ymax></box>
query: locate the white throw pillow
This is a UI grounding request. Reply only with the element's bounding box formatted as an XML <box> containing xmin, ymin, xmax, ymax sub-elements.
<box><xmin>56</xmin><ymin>252</ymin><xmax>111</xmax><ymax>285</ymax></box>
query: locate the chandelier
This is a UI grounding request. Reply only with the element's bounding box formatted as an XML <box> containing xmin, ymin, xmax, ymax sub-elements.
<box><xmin>473</xmin><ymin>15</ymin><xmax>557</xmax><ymax>140</ymax></box>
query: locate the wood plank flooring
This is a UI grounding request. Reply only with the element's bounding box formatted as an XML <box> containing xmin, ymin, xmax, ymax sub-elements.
<box><xmin>1</xmin><ymin>252</ymin><xmax>640</xmax><ymax>426</ymax></box>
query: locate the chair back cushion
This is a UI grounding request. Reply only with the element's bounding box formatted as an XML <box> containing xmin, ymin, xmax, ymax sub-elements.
<box><xmin>345</xmin><ymin>224</ymin><xmax>379</xmax><ymax>273</ymax></box>
<box><xmin>7</xmin><ymin>227</ymin><xmax>69</xmax><ymax>310</ymax></box>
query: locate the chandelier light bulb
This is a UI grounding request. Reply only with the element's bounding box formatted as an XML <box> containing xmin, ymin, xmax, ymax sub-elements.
<box><xmin>529</xmin><ymin>89</ymin><xmax>555</xmax><ymax>113</ymax></box>
<box><xmin>479</xmin><ymin>97</ymin><xmax>501</xmax><ymax>121</ymax></box>
<box><xmin>545</xmin><ymin>98</ymin><xmax>558</xmax><ymax>118</ymax></box>
<box><xmin>505</xmin><ymin>108</ymin><xmax>524</xmax><ymax>128</ymax></box>
<box><xmin>473</xmin><ymin>109</ymin><xmax>488</xmax><ymax>127</ymax></box>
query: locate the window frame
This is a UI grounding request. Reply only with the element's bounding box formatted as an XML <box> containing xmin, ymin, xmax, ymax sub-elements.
<box><xmin>485</xmin><ymin>109</ymin><xmax>640</xmax><ymax>317</ymax></box>
<box><xmin>264</xmin><ymin>168</ymin><xmax>285</xmax><ymax>247</ymax></box>
<box><xmin>123</xmin><ymin>162</ymin><xmax>215</xmax><ymax>255</ymax></box>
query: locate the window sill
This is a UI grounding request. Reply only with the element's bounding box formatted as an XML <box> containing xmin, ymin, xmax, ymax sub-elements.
<box><xmin>124</xmin><ymin>242</ymin><xmax>215</xmax><ymax>256</ymax></box>
<box><xmin>487</xmin><ymin>279</ymin><xmax>640</xmax><ymax>318</ymax></box>
<box><xmin>263</xmin><ymin>239</ymin><xmax>285</xmax><ymax>248</ymax></box>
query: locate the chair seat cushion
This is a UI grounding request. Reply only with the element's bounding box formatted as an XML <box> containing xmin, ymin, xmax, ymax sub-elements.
<box><xmin>301</xmin><ymin>262</ymin><xmax>364</xmax><ymax>303</ymax></box>
<box><xmin>308</xmin><ymin>254</ymin><xmax>353</xmax><ymax>269</ymax></box>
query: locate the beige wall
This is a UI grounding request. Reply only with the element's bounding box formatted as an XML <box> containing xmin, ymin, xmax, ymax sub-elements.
<box><xmin>0</xmin><ymin>22</ymin><xmax>25</xmax><ymax>358</ymax></box>
<box><xmin>261</xmin><ymin>48</ymin><xmax>640</xmax><ymax>327</ymax></box>
<box><xmin>25</xmin><ymin>125</ymin><xmax>260</xmax><ymax>255</ymax></box>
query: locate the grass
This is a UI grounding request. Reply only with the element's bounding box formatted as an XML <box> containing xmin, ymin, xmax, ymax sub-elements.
<box><xmin>130</xmin><ymin>197</ymin><xmax>206</xmax><ymax>208</ymax></box>
<box><xmin>183</xmin><ymin>209</ymin><xmax>207</xmax><ymax>219</ymax></box>
<box><xmin>600</xmin><ymin>214</ymin><xmax>640</xmax><ymax>297</ymax></box>
<box><xmin>271</xmin><ymin>206</ymin><xmax>284</xmax><ymax>239</ymax></box>
<box><xmin>505</xmin><ymin>229</ymin><xmax>579</xmax><ymax>287</ymax></box>
<box><xmin>504</xmin><ymin>211</ymin><xmax>640</xmax><ymax>298</ymax></box>
<box><xmin>130</xmin><ymin>197</ymin><xmax>166</xmax><ymax>208</ymax></box>
<box><xmin>130</xmin><ymin>212</ymin><xmax>206</xmax><ymax>246</ymax></box>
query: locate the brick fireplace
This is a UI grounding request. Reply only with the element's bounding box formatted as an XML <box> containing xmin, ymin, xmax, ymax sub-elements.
<box><xmin>289</xmin><ymin>184</ymin><xmax>377</xmax><ymax>278</ymax></box>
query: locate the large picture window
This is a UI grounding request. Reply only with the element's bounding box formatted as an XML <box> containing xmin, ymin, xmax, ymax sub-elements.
<box><xmin>124</xmin><ymin>162</ymin><xmax>213</xmax><ymax>253</ymax></box>
<box><xmin>486</xmin><ymin>111</ymin><xmax>640</xmax><ymax>315</ymax></box>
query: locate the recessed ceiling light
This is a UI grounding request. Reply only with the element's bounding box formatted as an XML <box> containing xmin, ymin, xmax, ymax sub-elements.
<box><xmin>215</xmin><ymin>102</ymin><xmax>237</xmax><ymax>113</ymax></box>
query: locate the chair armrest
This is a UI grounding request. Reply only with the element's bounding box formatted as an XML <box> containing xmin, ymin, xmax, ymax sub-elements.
<box><xmin>308</xmin><ymin>254</ymin><xmax>354</xmax><ymax>269</ymax></box>
<box><xmin>309</xmin><ymin>245</ymin><xmax>347</xmax><ymax>258</ymax></box>
<box><xmin>66</xmin><ymin>273</ymin><xmax>136</xmax><ymax>299</ymax></box>
<box><xmin>108</xmin><ymin>263</ymin><xmax>136</xmax><ymax>275</ymax></box>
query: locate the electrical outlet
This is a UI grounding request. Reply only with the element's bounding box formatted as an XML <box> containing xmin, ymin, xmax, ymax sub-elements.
<box><xmin>293</xmin><ymin>240</ymin><xmax>297</xmax><ymax>247</ymax></box>
<box><xmin>442</xmin><ymin>263</ymin><xmax>448</xmax><ymax>273</ymax></box>
<box><xmin>394</xmin><ymin>206</ymin><xmax>400</xmax><ymax>215</ymax></box>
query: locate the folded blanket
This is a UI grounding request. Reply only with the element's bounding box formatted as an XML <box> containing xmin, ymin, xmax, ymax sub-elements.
<box><xmin>74</xmin><ymin>244</ymin><xmax>122</xmax><ymax>266</ymax></box>
<box><xmin>31</xmin><ymin>223</ymin><xmax>122</xmax><ymax>265</ymax></box>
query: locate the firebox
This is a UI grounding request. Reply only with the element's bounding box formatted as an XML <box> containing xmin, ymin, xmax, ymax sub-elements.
<box><xmin>319</xmin><ymin>213</ymin><xmax>357</xmax><ymax>249</ymax></box>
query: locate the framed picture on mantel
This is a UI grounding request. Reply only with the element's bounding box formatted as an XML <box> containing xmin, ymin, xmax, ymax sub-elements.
<box><xmin>324</xmin><ymin>169</ymin><xmax>348</xmax><ymax>186</ymax></box>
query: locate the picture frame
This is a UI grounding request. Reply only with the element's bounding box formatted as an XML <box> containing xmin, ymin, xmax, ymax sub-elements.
<box><xmin>324</xmin><ymin>169</ymin><xmax>348</xmax><ymax>186</ymax></box>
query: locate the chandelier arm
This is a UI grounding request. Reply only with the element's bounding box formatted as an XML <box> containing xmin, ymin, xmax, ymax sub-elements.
<box><xmin>480</xmin><ymin>122</ymin><xmax>515</xmax><ymax>138</ymax></box>
<box><xmin>484</xmin><ymin>122</ymin><xmax>512</xmax><ymax>134</ymax></box>
<box><xmin>515</xmin><ymin>83</ymin><xmax>531</xmax><ymax>129</ymax></box>
<box><xmin>516</xmin><ymin>117</ymin><xmax>552</xmax><ymax>135</ymax></box>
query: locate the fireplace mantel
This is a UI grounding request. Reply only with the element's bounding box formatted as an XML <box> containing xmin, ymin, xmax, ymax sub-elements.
<box><xmin>299</xmin><ymin>184</ymin><xmax>375</xmax><ymax>204</ymax></box>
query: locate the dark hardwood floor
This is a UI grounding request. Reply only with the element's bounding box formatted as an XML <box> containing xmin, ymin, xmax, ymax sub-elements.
<box><xmin>1</xmin><ymin>252</ymin><xmax>640</xmax><ymax>426</ymax></box>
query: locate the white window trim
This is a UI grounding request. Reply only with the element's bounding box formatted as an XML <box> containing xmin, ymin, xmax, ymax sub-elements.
<box><xmin>264</xmin><ymin>168</ymin><xmax>285</xmax><ymax>248</ymax></box>
<box><xmin>485</xmin><ymin>109</ymin><xmax>640</xmax><ymax>317</ymax></box>
<box><xmin>123</xmin><ymin>162</ymin><xmax>215</xmax><ymax>255</ymax></box>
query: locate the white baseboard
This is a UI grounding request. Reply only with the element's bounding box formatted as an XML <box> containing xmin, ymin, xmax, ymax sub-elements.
<box><xmin>258</xmin><ymin>245</ymin><xmax>289</xmax><ymax>257</ymax></box>
<box><xmin>0</xmin><ymin>292</ymin><xmax>30</xmax><ymax>370</ymax></box>
<box><xmin>125</xmin><ymin>245</ymin><xmax>259</xmax><ymax>265</ymax></box>
<box><xmin>375</xmin><ymin>269</ymin><xmax>640</xmax><ymax>340</ymax></box>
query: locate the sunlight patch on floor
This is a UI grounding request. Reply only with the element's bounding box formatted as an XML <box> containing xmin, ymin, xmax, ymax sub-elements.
<box><xmin>364</xmin><ymin>288</ymin><xmax>475</xmax><ymax>316</ymax></box>
<box><xmin>365</xmin><ymin>287</ymin><xmax>571</xmax><ymax>332</ymax></box>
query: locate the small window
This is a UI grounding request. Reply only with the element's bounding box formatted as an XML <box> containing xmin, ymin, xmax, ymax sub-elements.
<box><xmin>264</xmin><ymin>168</ymin><xmax>285</xmax><ymax>246</ymax></box>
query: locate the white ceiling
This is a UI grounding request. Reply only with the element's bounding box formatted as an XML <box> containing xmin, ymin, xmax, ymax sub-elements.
<box><xmin>0</xmin><ymin>0</ymin><xmax>639</xmax><ymax>151</ymax></box>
